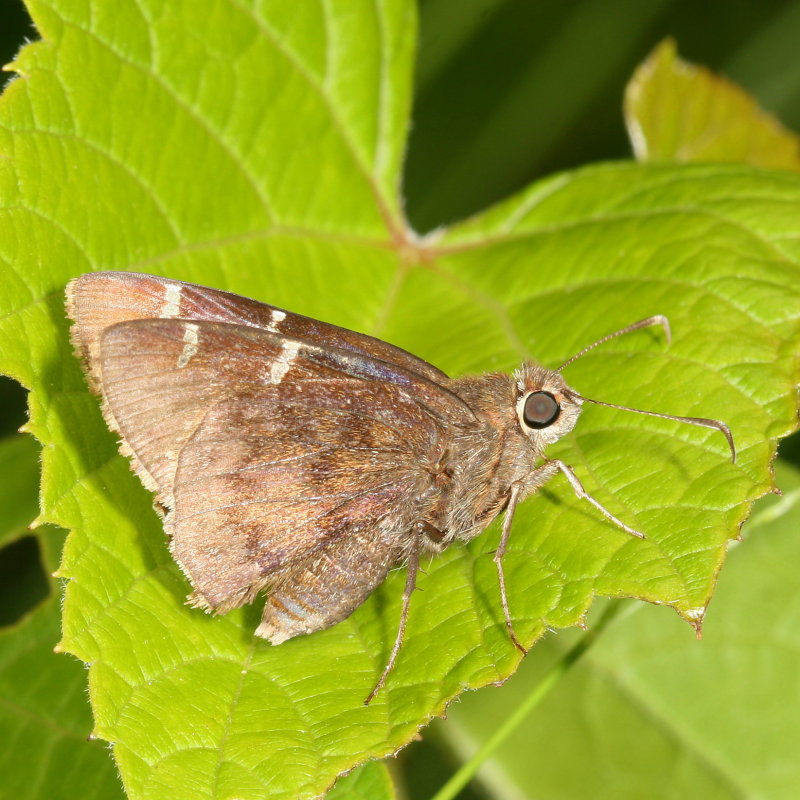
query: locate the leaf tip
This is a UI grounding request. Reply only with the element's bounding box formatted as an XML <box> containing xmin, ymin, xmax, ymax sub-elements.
<box><xmin>684</xmin><ymin>605</ymin><xmax>706</xmax><ymax>638</ymax></box>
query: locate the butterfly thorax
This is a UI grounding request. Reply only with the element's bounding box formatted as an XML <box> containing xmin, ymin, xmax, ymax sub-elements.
<box><xmin>422</xmin><ymin>372</ymin><xmax>538</xmax><ymax>544</ymax></box>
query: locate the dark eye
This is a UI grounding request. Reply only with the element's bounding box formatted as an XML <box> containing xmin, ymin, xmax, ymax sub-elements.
<box><xmin>523</xmin><ymin>391</ymin><xmax>560</xmax><ymax>428</ymax></box>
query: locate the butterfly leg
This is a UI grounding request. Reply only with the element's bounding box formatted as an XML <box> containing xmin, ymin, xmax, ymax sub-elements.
<box><xmin>546</xmin><ymin>459</ymin><xmax>645</xmax><ymax>539</ymax></box>
<box><xmin>495</xmin><ymin>459</ymin><xmax>646</xmax><ymax>655</ymax></box>
<box><xmin>364</xmin><ymin>546</ymin><xmax>421</xmax><ymax>705</ymax></box>
<box><xmin>494</xmin><ymin>480</ymin><xmax>528</xmax><ymax>653</ymax></box>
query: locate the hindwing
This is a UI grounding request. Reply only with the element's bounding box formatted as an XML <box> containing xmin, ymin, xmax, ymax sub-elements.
<box><xmin>171</xmin><ymin>383</ymin><xmax>439</xmax><ymax>615</ymax></box>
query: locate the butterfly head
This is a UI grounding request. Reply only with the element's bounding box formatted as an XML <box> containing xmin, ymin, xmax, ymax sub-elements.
<box><xmin>513</xmin><ymin>363</ymin><xmax>583</xmax><ymax>447</ymax></box>
<box><xmin>510</xmin><ymin>316</ymin><xmax>735</xmax><ymax>463</ymax></box>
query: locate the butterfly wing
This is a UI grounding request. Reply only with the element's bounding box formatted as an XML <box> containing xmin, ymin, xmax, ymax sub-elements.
<box><xmin>256</xmin><ymin>523</ymin><xmax>404</xmax><ymax>643</ymax></box>
<box><xmin>75</xmin><ymin>313</ymin><xmax>465</xmax><ymax>638</ymax></box>
<box><xmin>67</xmin><ymin>271</ymin><xmax>449</xmax><ymax>388</ymax></box>
<box><xmin>87</xmin><ymin>315</ymin><xmax>470</xmax><ymax>506</ymax></box>
<box><xmin>171</xmin><ymin>383</ymin><xmax>435</xmax><ymax>624</ymax></box>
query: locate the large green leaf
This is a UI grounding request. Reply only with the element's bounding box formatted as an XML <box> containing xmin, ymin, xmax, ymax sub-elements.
<box><xmin>435</xmin><ymin>461</ymin><xmax>800</xmax><ymax>799</ymax></box>
<box><xmin>0</xmin><ymin>541</ymin><xmax>125</xmax><ymax>800</ymax></box>
<box><xmin>0</xmin><ymin>2</ymin><xmax>798</xmax><ymax>799</ymax></box>
<box><xmin>0</xmin><ymin>434</ymin><xmax>123</xmax><ymax>800</ymax></box>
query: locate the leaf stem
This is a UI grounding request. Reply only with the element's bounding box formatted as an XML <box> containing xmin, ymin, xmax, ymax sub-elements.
<box><xmin>430</xmin><ymin>602</ymin><xmax>626</xmax><ymax>800</ymax></box>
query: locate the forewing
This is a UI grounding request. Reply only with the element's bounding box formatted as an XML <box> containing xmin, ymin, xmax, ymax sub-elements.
<box><xmin>170</xmin><ymin>382</ymin><xmax>440</xmax><ymax>614</ymax></box>
<box><xmin>67</xmin><ymin>271</ymin><xmax>449</xmax><ymax>387</ymax></box>
<box><xmin>91</xmin><ymin>317</ymin><xmax>470</xmax><ymax>509</ymax></box>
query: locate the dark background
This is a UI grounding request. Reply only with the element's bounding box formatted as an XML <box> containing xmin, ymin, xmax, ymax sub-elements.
<box><xmin>1</xmin><ymin>1</ymin><xmax>798</xmax><ymax>797</ymax></box>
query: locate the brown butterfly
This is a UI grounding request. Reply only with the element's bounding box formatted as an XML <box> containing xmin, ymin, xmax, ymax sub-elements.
<box><xmin>66</xmin><ymin>272</ymin><xmax>735</xmax><ymax>703</ymax></box>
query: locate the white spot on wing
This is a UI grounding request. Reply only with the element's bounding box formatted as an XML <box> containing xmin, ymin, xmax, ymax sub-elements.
<box><xmin>269</xmin><ymin>340</ymin><xmax>301</xmax><ymax>384</ymax></box>
<box><xmin>267</xmin><ymin>308</ymin><xmax>286</xmax><ymax>333</ymax></box>
<box><xmin>161</xmin><ymin>284</ymin><xmax>182</xmax><ymax>317</ymax></box>
<box><xmin>177</xmin><ymin>323</ymin><xmax>199</xmax><ymax>368</ymax></box>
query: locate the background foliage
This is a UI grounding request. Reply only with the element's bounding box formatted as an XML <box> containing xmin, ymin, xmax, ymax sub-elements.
<box><xmin>1</xmin><ymin>1</ymin><xmax>799</xmax><ymax>799</ymax></box>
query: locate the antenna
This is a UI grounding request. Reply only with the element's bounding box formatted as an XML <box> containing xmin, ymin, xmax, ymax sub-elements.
<box><xmin>559</xmin><ymin>316</ymin><xmax>736</xmax><ymax>463</ymax></box>
<box><xmin>568</xmin><ymin>393</ymin><xmax>736</xmax><ymax>463</ymax></box>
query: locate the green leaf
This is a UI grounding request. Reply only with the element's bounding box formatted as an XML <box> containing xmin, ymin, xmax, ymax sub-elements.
<box><xmin>435</xmin><ymin>460</ymin><xmax>800</xmax><ymax>799</ymax></box>
<box><xmin>326</xmin><ymin>761</ymin><xmax>396</xmax><ymax>800</ymax></box>
<box><xmin>0</xmin><ymin>435</ymin><xmax>123</xmax><ymax>800</ymax></box>
<box><xmin>0</xmin><ymin>2</ymin><xmax>798</xmax><ymax>799</ymax></box>
<box><xmin>0</xmin><ymin>555</ymin><xmax>125</xmax><ymax>800</ymax></box>
<box><xmin>0</xmin><ymin>435</ymin><xmax>122</xmax><ymax>800</ymax></box>
<box><xmin>624</xmin><ymin>38</ymin><xmax>800</xmax><ymax>170</ymax></box>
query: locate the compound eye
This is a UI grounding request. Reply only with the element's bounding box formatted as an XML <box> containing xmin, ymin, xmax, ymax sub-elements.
<box><xmin>523</xmin><ymin>391</ymin><xmax>560</xmax><ymax>428</ymax></box>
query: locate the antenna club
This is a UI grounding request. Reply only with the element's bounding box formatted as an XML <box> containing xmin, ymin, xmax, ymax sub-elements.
<box><xmin>575</xmin><ymin>394</ymin><xmax>736</xmax><ymax>463</ymax></box>
<box><xmin>648</xmin><ymin>314</ymin><xmax>672</xmax><ymax>345</ymax></box>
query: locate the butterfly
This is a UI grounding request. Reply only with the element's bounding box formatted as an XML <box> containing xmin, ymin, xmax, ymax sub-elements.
<box><xmin>66</xmin><ymin>271</ymin><xmax>735</xmax><ymax>702</ymax></box>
